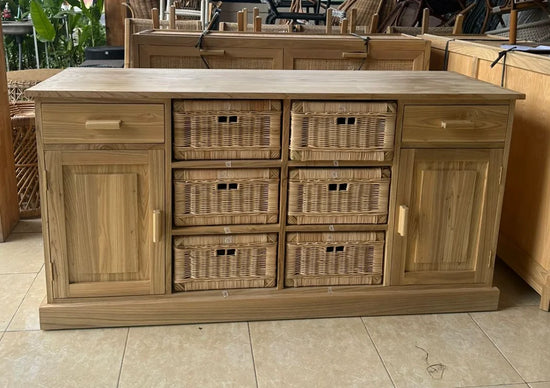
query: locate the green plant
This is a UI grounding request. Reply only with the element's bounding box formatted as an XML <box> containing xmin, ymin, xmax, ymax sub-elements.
<box><xmin>3</xmin><ymin>0</ymin><xmax>106</xmax><ymax>69</ymax></box>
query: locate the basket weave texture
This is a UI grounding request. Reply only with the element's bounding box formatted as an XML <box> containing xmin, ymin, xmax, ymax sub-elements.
<box><xmin>174</xmin><ymin>234</ymin><xmax>277</xmax><ymax>291</ymax></box>
<box><xmin>290</xmin><ymin>101</ymin><xmax>396</xmax><ymax>161</ymax></box>
<box><xmin>9</xmin><ymin>102</ymin><xmax>40</xmax><ymax>218</ymax></box>
<box><xmin>173</xmin><ymin>168</ymin><xmax>280</xmax><ymax>226</ymax></box>
<box><xmin>286</xmin><ymin>232</ymin><xmax>384</xmax><ymax>287</ymax></box>
<box><xmin>173</xmin><ymin>100</ymin><xmax>281</xmax><ymax>160</ymax></box>
<box><xmin>287</xmin><ymin>168</ymin><xmax>390</xmax><ymax>224</ymax></box>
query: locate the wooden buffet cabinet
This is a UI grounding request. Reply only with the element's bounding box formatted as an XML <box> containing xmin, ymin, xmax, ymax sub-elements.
<box><xmin>28</xmin><ymin>69</ymin><xmax>522</xmax><ymax>329</ymax></box>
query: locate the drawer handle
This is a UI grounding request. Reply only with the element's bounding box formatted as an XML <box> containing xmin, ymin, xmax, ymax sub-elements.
<box><xmin>85</xmin><ymin>120</ymin><xmax>122</xmax><ymax>130</ymax></box>
<box><xmin>152</xmin><ymin>209</ymin><xmax>162</xmax><ymax>243</ymax></box>
<box><xmin>336</xmin><ymin>117</ymin><xmax>356</xmax><ymax>125</ymax></box>
<box><xmin>328</xmin><ymin>183</ymin><xmax>348</xmax><ymax>191</ymax></box>
<box><xmin>440</xmin><ymin>120</ymin><xmax>475</xmax><ymax>129</ymax></box>
<box><xmin>342</xmin><ymin>52</ymin><xmax>368</xmax><ymax>59</ymax></box>
<box><xmin>199</xmin><ymin>49</ymin><xmax>225</xmax><ymax>56</ymax></box>
<box><xmin>217</xmin><ymin>183</ymin><xmax>239</xmax><ymax>190</ymax></box>
<box><xmin>397</xmin><ymin>205</ymin><xmax>409</xmax><ymax>237</ymax></box>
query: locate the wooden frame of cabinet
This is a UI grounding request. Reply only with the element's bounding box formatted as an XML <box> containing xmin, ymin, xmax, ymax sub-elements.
<box><xmin>128</xmin><ymin>31</ymin><xmax>430</xmax><ymax>70</ymax></box>
<box><xmin>28</xmin><ymin>69</ymin><xmax>522</xmax><ymax>330</ymax></box>
<box><xmin>423</xmin><ymin>34</ymin><xmax>550</xmax><ymax>311</ymax></box>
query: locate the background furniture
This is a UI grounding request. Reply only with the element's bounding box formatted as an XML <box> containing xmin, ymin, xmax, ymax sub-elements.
<box><xmin>425</xmin><ymin>34</ymin><xmax>550</xmax><ymax>311</ymax></box>
<box><xmin>28</xmin><ymin>68</ymin><xmax>522</xmax><ymax>329</ymax></box>
<box><xmin>0</xmin><ymin>22</ymin><xmax>19</xmax><ymax>242</ymax></box>
<box><xmin>128</xmin><ymin>31</ymin><xmax>430</xmax><ymax>70</ymax></box>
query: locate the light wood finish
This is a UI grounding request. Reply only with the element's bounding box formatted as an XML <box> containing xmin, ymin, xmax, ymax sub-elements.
<box><xmin>152</xmin><ymin>8</ymin><xmax>159</xmax><ymax>29</ymax></box>
<box><xmin>39</xmin><ymin>286</ymin><xmax>500</xmax><ymax>330</ymax></box>
<box><xmin>31</xmin><ymin>69</ymin><xmax>521</xmax><ymax>328</ymax></box>
<box><xmin>402</xmin><ymin>105</ymin><xmax>509</xmax><ymax>144</ymax></box>
<box><xmin>421</xmin><ymin>8</ymin><xmax>429</xmax><ymax>34</ymax></box>
<box><xmin>0</xmin><ymin>21</ymin><xmax>19</xmax><ymax>242</ymax></box>
<box><xmin>453</xmin><ymin>13</ymin><xmax>464</xmax><ymax>35</ymax></box>
<box><xmin>369</xmin><ymin>13</ymin><xmax>378</xmax><ymax>34</ymax></box>
<box><xmin>41</xmin><ymin>103</ymin><xmax>164</xmax><ymax>144</ymax></box>
<box><xmin>350</xmin><ymin>9</ymin><xmax>357</xmax><ymax>33</ymax></box>
<box><xmin>127</xmin><ymin>31</ymin><xmax>430</xmax><ymax>71</ymax></box>
<box><xmin>169</xmin><ymin>5</ymin><xmax>176</xmax><ymax>29</ymax></box>
<box><xmin>27</xmin><ymin>69</ymin><xmax>519</xmax><ymax>101</ymax></box>
<box><xmin>424</xmin><ymin>34</ymin><xmax>550</xmax><ymax>309</ymax></box>
<box><xmin>326</xmin><ymin>8</ymin><xmax>333</xmax><ymax>34</ymax></box>
<box><xmin>44</xmin><ymin>149</ymin><xmax>165</xmax><ymax>298</ymax></box>
<box><xmin>393</xmin><ymin>148</ymin><xmax>504</xmax><ymax>285</ymax></box>
<box><xmin>509</xmin><ymin>9</ymin><xmax>518</xmax><ymax>44</ymax></box>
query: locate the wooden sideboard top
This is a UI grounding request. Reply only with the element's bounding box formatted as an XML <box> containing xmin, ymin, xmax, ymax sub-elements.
<box><xmin>27</xmin><ymin>68</ymin><xmax>524</xmax><ymax>100</ymax></box>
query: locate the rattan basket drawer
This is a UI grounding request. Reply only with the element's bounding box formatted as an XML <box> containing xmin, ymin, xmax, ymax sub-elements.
<box><xmin>174</xmin><ymin>234</ymin><xmax>277</xmax><ymax>291</ymax></box>
<box><xmin>286</xmin><ymin>232</ymin><xmax>384</xmax><ymax>287</ymax></box>
<box><xmin>173</xmin><ymin>100</ymin><xmax>281</xmax><ymax>160</ymax></box>
<box><xmin>287</xmin><ymin>168</ymin><xmax>390</xmax><ymax>225</ymax></box>
<box><xmin>41</xmin><ymin>103</ymin><xmax>164</xmax><ymax>144</ymax></box>
<box><xmin>402</xmin><ymin>105</ymin><xmax>508</xmax><ymax>144</ymax></box>
<box><xmin>290</xmin><ymin>101</ymin><xmax>396</xmax><ymax>161</ymax></box>
<box><xmin>174</xmin><ymin>168</ymin><xmax>280</xmax><ymax>226</ymax></box>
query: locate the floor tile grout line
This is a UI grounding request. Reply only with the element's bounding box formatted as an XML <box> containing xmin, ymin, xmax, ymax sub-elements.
<box><xmin>360</xmin><ymin>317</ymin><xmax>397</xmax><ymax>388</ymax></box>
<box><xmin>467</xmin><ymin>312</ymin><xmax>528</xmax><ymax>385</ymax></box>
<box><xmin>116</xmin><ymin>327</ymin><xmax>130</xmax><ymax>388</ymax></box>
<box><xmin>247</xmin><ymin>322</ymin><xmax>259</xmax><ymax>388</ymax></box>
<box><xmin>4</xmin><ymin>264</ymin><xmax>44</xmax><ymax>332</ymax></box>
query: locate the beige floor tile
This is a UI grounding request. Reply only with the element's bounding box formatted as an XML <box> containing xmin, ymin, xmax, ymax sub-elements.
<box><xmin>249</xmin><ymin>318</ymin><xmax>393</xmax><ymax>388</ymax></box>
<box><xmin>493</xmin><ymin>259</ymin><xmax>540</xmax><ymax>308</ymax></box>
<box><xmin>472</xmin><ymin>307</ymin><xmax>550</xmax><ymax>382</ymax></box>
<box><xmin>119</xmin><ymin>322</ymin><xmax>256</xmax><ymax>388</ymax></box>
<box><xmin>8</xmin><ymin>268</ymin><xmax>46</xmax><ymax>331</ymax></box>
<box><xmin>0</xmin><ymin>233</ymin><xmax>44</xmax><ymax>274</ymax></box>
<box><xmin>529</xmin><ymin>382</ymin><xmax>550</xmax><ymax>388</ymax></box>
<box><xmin>468</xmin><ymin>384</ymin><xmax>528</xmax><ymax>388</ymax></box>
<box><xmin>0</xmin><ymin>328</ymin><xmax>127</xmax><ymax>388</ymax></box>
<box><xmin>0</xmin><ymin>273</ymin><xmax>35</xmax><ymax>331</ymax></box>
<box><xmin>363</xmin><ymin>313</ymin><xmax>523</xmax><ymax>388</ymax></box>
<box><xmin>12</xmin><ymin>219</ymin><xmax>42</xmax><ymax>234</ymax></box>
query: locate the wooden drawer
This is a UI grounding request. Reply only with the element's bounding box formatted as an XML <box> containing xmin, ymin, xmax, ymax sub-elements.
<box><xmin>402</xmin><ymin>105</ymin><xmax>509</xmax><ymax>144</ymax></box>
<box><xmin>41</xmin><ymin>103</ymin><xmax>164</xmax><ymax>144</ymax></box>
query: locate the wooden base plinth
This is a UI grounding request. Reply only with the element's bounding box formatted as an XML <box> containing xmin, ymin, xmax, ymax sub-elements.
<box><xmin>40</xmin><ymin>286</ymin><xmax>500</xmax><ymax>330</ymax></box>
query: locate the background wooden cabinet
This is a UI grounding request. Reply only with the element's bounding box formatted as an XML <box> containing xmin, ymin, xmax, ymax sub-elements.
<box><xmin>44</xmin><ymin>149</ymin><xmax>165</xmax><ymax>298</ymax></box>
<box><xmin>393</xmin><ymin>149</ymin><xmax>503</xmax><ymax>285</ymax></box>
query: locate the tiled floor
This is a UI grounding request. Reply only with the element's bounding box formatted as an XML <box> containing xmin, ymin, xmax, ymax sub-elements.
<box><xmin>1</xmin><ymin>219</ymin><xmax>550</xmax><ymax>388</ymax></box>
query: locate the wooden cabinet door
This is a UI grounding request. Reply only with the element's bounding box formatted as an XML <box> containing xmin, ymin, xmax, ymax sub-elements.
<box><xmin>285</xmin><ymin>39</ymin><xmax>427</xmax><ymax>70</ymax></box>
<box><xmin>45</xmin><ymin>150</ymin><xmax>165</xmax><ymax>298</ymax></box>
<box><xmin>138</xmin><ymin>45</ymin><xmax>284</xmax><ymax>69</ymax></box>
<box><xmin>392</xmin><ymin>149</ymin><xmax>503</xmax><ymax>285</ymax></box>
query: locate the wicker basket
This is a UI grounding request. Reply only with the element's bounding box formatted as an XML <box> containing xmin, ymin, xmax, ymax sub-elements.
<box><xmin>173</xmin><ymin>168</ymin><xmax>280</xmax><ymax>226</ymax></box>
<box><xmin>173</xmin><ymin>100</ymin><xmax>281</xmax><ymax>160</ymax></box>
<box><xmin>290</xmin><ymin>101</ymin><xmax>396</xmax><ymax>161</ymax></box>
<box><xmin>9</xmin><ymin>102</ymin><xmax>40</xmax><ymax>218</ymax></box>
<box><xmin>173</xmin><ymin>233</ymin><xmax>277</xmax><ymax>291</ymax></box>
<box><xmin>7</xmin><ymin>69</ymin><xmax>62</xmax><ymax>102</ymax></box>
<box><xmin>286</xmin><ymin>232</ymin><xmax>384</xmax><ymax>287</ymax></box>
<box><xmin>287</xmin><ymin>168</ymin><xmax>390</xmax><ymax>225</ymax></box>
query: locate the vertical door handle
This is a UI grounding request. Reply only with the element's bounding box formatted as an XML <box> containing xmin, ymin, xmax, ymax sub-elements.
<box><xmin>153</xmin><ymin>210</ymin><xmax>162</xmax><ymax>243</ymax></box>
<box><xmin>397</xmin><ymin>205</ymin><xmax>409</xmax><ymax>237</ymax></box>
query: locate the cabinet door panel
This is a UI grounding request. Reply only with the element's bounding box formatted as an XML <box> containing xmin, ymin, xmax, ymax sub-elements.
<box><xmin>393</xmin><ymin>149</ymin><xmax>503</xmax><ymax>285</ymax></box>
<box><xmin>45</xmin><ymin>150</ymin><xmax>164</xmax><ymax>298</ymax></box>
